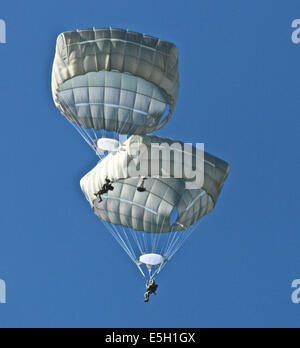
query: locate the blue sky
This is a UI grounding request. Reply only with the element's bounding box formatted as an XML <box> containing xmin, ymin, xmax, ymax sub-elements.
<box><xmin>0</xmin><ymin>0</ymin><xmax>299</xmax><ymax>328</ymax></box>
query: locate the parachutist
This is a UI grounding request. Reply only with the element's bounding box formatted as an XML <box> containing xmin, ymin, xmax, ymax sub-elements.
<box><xmin>144</xmin><ymin>278</ymin><xmax>158</xmax><ymax>303</ymax></box>
<box><xmin>137</xmin><ymin>177</ymin><xmax>147</xmax><ymax>193</ymax></box>
<box><xmin>94</xmin><ymin>178</ymin><xmax>114</xmax><ymax>203</ymax></box>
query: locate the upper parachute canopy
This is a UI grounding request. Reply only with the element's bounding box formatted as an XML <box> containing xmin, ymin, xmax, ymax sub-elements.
<box><xmin>52</xmin><ymin>28</ymin><xmax>179</xmax><ymax>135</ymax></box>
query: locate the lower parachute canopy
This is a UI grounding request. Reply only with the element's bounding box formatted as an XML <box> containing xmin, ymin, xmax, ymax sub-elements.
<box><xmin>80</xmin><ymin>135</ymin><xmax>230</xmax><ymax>278</ymax></box>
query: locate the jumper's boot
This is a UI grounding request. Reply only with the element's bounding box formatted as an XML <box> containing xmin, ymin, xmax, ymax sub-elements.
<box><xmin>137</xmin><ymin>177</ymin><xmax>147</xmax><ymax>192</ymax></box>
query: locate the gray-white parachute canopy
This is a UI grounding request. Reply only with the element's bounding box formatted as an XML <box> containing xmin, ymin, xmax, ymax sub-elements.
<box><xmin>80</xmin><ymin>135</ymin><xmax>230</xmax><ymax>278</ymax></box>
<box><xmin>52</xmin><ymin>28</ymin><xmax>179</xmax><ymax>157</ymax></box>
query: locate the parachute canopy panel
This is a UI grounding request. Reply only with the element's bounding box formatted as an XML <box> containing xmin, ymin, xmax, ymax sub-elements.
<box><xmin>57</xmin><ymin>71</ymin><xmax>168</xmax><ymax>134</ymax></box>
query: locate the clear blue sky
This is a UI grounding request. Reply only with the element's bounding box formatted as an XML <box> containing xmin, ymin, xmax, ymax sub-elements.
<box><xmin>0</xmin><ymin>0</ymin><xmax>299</xmax><ymax>328</ymax></box>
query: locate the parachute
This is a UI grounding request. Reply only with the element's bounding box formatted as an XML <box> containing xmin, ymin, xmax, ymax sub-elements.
<box><xmin>52</xmin><ymin>28</ymin><xmax>179</xmax><ymax>158</ymax></box>
<box><xmin>80</xmin><ymin>135</ymin><xmax>230</xmax><ymax>278</ymax></box>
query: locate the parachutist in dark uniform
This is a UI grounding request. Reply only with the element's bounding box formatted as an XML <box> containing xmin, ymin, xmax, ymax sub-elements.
<box><xmin>144</xmin><ymin>278</ymin><xmax>158</xmax><ymax>302</ymax></box>
<box><xmin>94</xmin><ymin>178</ymin><xmax>114</xmax><ymax>203</ymax></box>
<box><xmin>137</xmin><ymin>177</ymin><xmax>147</xmax><ymax>192</ymax></box>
